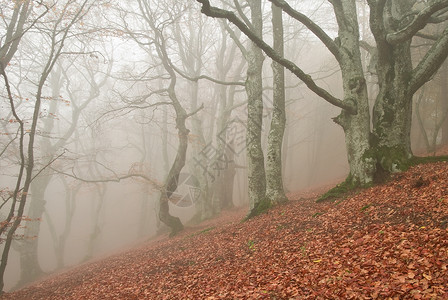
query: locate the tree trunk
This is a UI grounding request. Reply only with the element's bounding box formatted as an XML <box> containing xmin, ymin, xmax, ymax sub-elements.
<box><xmin>333</xmin><ymin>0</ymin><xmax>374</xmax><ymax>186</ymax></box>
<box><xmin>84</xmin><ymin>183</ymin><xmax>105</xmax><ymax>261</ymax></box>
<box><xmin>246</xmin><ymin>0</ymin><xmax>267</xmax><ymax>215</ymax></box>
<box><xmin>18</xmin><ymin>173</ymin><xmax>49</xmax><ymax>286</ymax></box>
<box><xmin>440</xmin><ymin>63</ymin><xmax>448</xmax><ymax>145</ymax></box>
<box><xmin>372</xmin><ymin>41</ymin><xmax>414</xmax><ymax>173</ymax></box>
<box><xmin>158</xmin><ymin>104</ymin><xmax>188</xmax><ymax>236</ymax></box>
<box><xmin>220</xmin><ymin>140</ymin><xmax>236</xmax><ymax>209</ymax></box>
<box><xmin>212</xmin><ymin>36</ymin><xmax>245</xmax><ymax>212</ymax></box>
<box><xmin>151</xmin><ymin>25</ymin><xmax>190</xmax><ymax>236</ymax></box>
<box><xmin>266</xmin><ymin>2</ymin><xmax>287</xmax><ymax>204</ymax></box>
<box><xmin>18</xmin><ymin>71</ymin><xmax>61</xmax><ymax>285</ymax></box>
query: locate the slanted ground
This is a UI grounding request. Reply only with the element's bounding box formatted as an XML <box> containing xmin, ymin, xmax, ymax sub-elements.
<box><xmin>2</xmin><ymin>162</ymin><xmax>448</xmax><ymax>299</ymax></box>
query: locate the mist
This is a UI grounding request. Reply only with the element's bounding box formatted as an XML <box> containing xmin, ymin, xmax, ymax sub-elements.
<box><xmin>1</xmin><ymin>0</ymin><xmax>446</xmax><ymax>293</ymax></box>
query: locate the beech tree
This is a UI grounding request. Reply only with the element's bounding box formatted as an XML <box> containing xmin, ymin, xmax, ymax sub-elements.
<box><xmin>0</xmin><ymin>0</ymin><xmax>95</xmax><ymax>290</ymax></box>
<box><xmin>0</xmin><ymin>0</ymin><xmax>49</xmax><ymax>67</ymax></box>
<box><xmin>210</xmin><ymin>26</ymin><xmax>246</xmax><ymax>213</ymax></box>
<box><xmin>117</xmin><ymin>0</ymin><xmax>204</xmax><ymax>235</ymax></box>
<box><xmin>266</xmin><ymin>1</ymin><xmax>287</xmax><ymax>205</ymax></box>
<box><xmin>235</xmin><ymin>0</ymin><xmax>268</xmax><ymax>214</ymax></box>
<box><xmin>196</xmin><ymin>0</ymin><xmax>448</xmax><ymax>189</ymax></box>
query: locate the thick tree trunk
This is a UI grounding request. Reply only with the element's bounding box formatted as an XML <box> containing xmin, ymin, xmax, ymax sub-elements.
<box><xmin>246</xmin><ymin>0</ymin><xmax>267</xmax><ymax>215</ymax></box>
<box><xmin>266</xmin><ymin>2</ymin><xmax>287</xmax><ymax>204</ymax></box>
<box><xmin>440</xmin><ymin>63</ymin><xmax>448</xmax><ymax>145</ymax></box>
<box><xmin>211</xmin><ymin>85</ymin><xmax>228</xmax><ymax>215</ymax></box>
<box><xmin>372</xmin><ymin>42</ymin><xmax>414</xmax><ymax>173</ymax></box>
<box><xmin>53</xmin><ymin>181</ymin><xmax>79</xmax><ymax>268</ymax></box>
<box><xmin>333</xmin><ymin>0</ymin><xmax>374</xmax><ymax>186</ymax></box>
<box><xmin>159</xmin><ymin>195</ymin><xmax>184</xmax><ymax>236</ymax></box>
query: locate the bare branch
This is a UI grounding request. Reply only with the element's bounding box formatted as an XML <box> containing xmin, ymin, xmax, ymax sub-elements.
<box><xmin>196</xmin><ymin>0</ymin><xmax>356</xmax><ymax>114</ymax></box>
<box><xmin>410</xmin><ymin>26</ymin><xmax>448</xmax><ymax>95</ymax></box>
<box><xmin>386</xmin><ymin>0</ymin><xmax>448</xmax><ymax>44</ymax></box>
<box><xmin>269</xmin><ymin>0</ymin><xmax>342</xmax><ymax>61</ymax></box>
<box><xmin>52</xmin><ymin>169</ymin><xmax>163</xmax><ymax>191</ymax></box>
<box><xmin>171</xmin><ymin>63</ymin><xmax>245</xmax><ymax>86</ymax></box>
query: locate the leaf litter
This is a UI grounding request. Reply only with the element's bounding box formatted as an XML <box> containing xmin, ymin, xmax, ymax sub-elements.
<box><xmin>2</xmin><ymin>161</ymin><xmax>448</xmax><ymax>299</ymax></box>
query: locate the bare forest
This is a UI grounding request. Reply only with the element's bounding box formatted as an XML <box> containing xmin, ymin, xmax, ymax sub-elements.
<box><xmin>1</xmin><ymin>0</ymin><xmax>448</xmax><ymax>297</ymax></box>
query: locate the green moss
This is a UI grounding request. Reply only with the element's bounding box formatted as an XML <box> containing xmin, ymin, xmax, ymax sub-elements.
<box><xmin>381</xmin><ymin>147</ymin><xmax>410</xmax><ymax>172</ymax></box>
<box><xmin>317</xmin><ymin>175</ymin><xmax>358</xmax><ymax>202</ymax></box>
<box><xmin>244</xmin><ymin>198</ymin><xmax>271</xmax><ymax>221</ymax></box>
<box><xmin>189</xmin><ymin>226</ymin><xmax>216</xmax><ymax>238</ymax></box>
<box><xmin>360</xmin><ymin>204</ymin><xmax>371</xmax><ymax>211</ymax></box>
<box><xmin>247</xmin><ymin>239</ymin><xmax>256</xmax><ymax>251</ymax></box>
<box><xmin>317</xmin><ymin>148</ymin><xmax>448</xmax><ymax>204</ymax></box>
<box><xmin>363</xmin><ymin>145</ymin><xmax>414</xmax><ymax>182</ymax></box>
<box><xmin>317</xmin><ymin>146</ymin><xmax>410</xmax><ymax>202</ymax></box>
<box><xmin>373</xmin><ymin>147</ymin><xmax>448</xmax><ymax>175</ymax></box>
<box><xmin>410</xmin><ymin>155</ymin><xmax>448</xmax><ymax>166</ymax></box>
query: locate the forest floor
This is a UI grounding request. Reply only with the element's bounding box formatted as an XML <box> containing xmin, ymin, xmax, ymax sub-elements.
<box><xmin>2</xmin><ymin>160</ymin><xmax>448</xmax><ymax>299</ymax></box>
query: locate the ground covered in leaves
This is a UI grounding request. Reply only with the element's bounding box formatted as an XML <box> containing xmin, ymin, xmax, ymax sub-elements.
<box><xmin>2</xmin><ymin>162</ymin><xmax>448</xmax><ymax>299</ymax></box>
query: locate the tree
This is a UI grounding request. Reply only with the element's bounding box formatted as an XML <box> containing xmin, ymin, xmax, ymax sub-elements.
<box><xmin>368</xmin><ymin>0</ymin><xmax>448</xmax><ymax>171</ymax></box>
<box><xmin>245</xmin><ymin>0</ymin><xmax>268</xmax><ymax>214</ymax></box>
<box><xmin>171</xmin><ymin>9</ymin><xmax>216</xmax><ymax>221</ymax></box>
<box><xmin>0</xmin><ymin>0</ymin><xmax>97</xmax><ymax>289</ymax></box>
<box><xmin>0</xmin><ymin>0</ymin><xmax>49</xmax><ymax>67</ymax></box>
<box><xmin>210</xmin><ymin>32</ymin><xmax>247</xmax><ymax>212</ymax></box>
<box><xmin>33</xmin><ymin>49</ymin><xmax>113</xmax><ymax>272</ymax></box>
<box><xmin>266</xmin><ymin>1</ymin><xmax>287</xmax><ymax>204</ymax></box>
<box><xmin>120</xmin><ymin>0</ymin><xmax>204</xmax><ymax>235</ymax></box>
<box><xmin>196</xmin><ymin>0</ymin><xmax>448</xmax><ymax>188</ymax></box>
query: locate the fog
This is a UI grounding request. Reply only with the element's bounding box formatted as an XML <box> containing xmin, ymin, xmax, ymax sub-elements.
<box><xmin>1</xmin><ymin>0</ymin><xmax>445</xmax><ymax>292</ymax></box>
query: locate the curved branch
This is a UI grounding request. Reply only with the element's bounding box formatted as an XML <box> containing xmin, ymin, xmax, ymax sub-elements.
<box><xmin>222</xmin><ymin>21</ymin><xmax>248</xmax><ymax>59</ymax></box>
<box><xmin>367</xmin><ymin>0</ymin><xmax>388</xmax><ymax>45</ymax></box>
<box><xmin>359</xmin><ymin>40</ymin><xmax>375</xmax><ymax>53</ymax></box>
<box><xmin>53</xmin><ymin>169</ymin><xmax>163</xmax><ymax>191</ymax></box>
<box><xmin>410</xmin><ymin>26</ymin><xmax>448</xmax><ymax>95</ymax></box>
<box><xmin>386</xmin><ymin>0</ymin><xmax>448</xmax><ymax>44</ymax></box>
<box><xmin>186</xmin><ymin>103</ymin><xmax>204</xmax><ymax>118</ymax></box>
<box><xmin>171</xmin><ymin>63</ymin><xmax>245</xmax><ymax>86</ymax></box>
<box><xmin>196</xmin><ymin>0</ymin><xmax>356</xmax><ymax>114</ymax></box>
<box><xmin>269</xmin><ymin>0</ymin><xmax>342</xmax><ymax>61</ymax></box>
<box><xmin>415</xmin><ymin>31</ymin><xmax>440</xmax><ymax>41</ymax></box>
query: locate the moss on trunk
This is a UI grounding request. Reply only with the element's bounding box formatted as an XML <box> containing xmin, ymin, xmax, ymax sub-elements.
<box><xmin>317</xmin><ymin>174</ymin><xmax>361</xmax><ymax>202</ymax></box>
<box><xmin>244</xmin><ymin>197</ymin><xmax>271</xmax><ymax>220</ymax></box>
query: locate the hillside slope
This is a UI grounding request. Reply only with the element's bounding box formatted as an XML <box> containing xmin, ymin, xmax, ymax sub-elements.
<box><xmin>2</xmin><ymin>162</ymin><xmax>448</xmax><ymax>299</ymax></box>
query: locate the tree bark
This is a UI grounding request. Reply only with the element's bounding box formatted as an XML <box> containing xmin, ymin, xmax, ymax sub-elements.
<box><xmin>440</xmin><ymin>63</ymin><xmax>448</xmax><ymax>145</ymax></box>
<box><xmin>372</xmin><ymin>41</ymin><xmax>414</xmax><ymax>172</ymax></box>
<box><xmin>18</xmin><ymin>69</ymin><xmax>62</xmax><ymax>285</ymax></box>
<box><xmin>196</xmin><ymin>0</ymin><xmax>448</xmax><ymax>189</ymax></box>
<box><xmin>157</xmin><ymin>80</ymin><xmax>188</xmax><ymax>236</ymax></box>
<box><xmin>333</xmin><ymin>0</ymin><xmax>374</xmax><ymax>185</ymax></box>
<box><xmin>246</xmin><ymin>0</ymin><xmax>268</xmax><ymax>215</ymax></box>
<box><xmin>366</xmin><ymin>0</ymin><xmax>448</xmax><ymax>172</ymax></box>
<box><xmin>18</xmin><ymin>175</ymin><xmax>49</xmax><ymax>286</ymax></box>
<box><xmin>266</xmin><ymin>2</ymin><xmax>287</xmax><ymax>204</ymax></box>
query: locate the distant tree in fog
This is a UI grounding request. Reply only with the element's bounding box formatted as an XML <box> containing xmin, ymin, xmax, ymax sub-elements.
<box><xmin>0</xmin><ymin>0</ymin><xmax>96</xmax><ymax>291</ymax></box>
